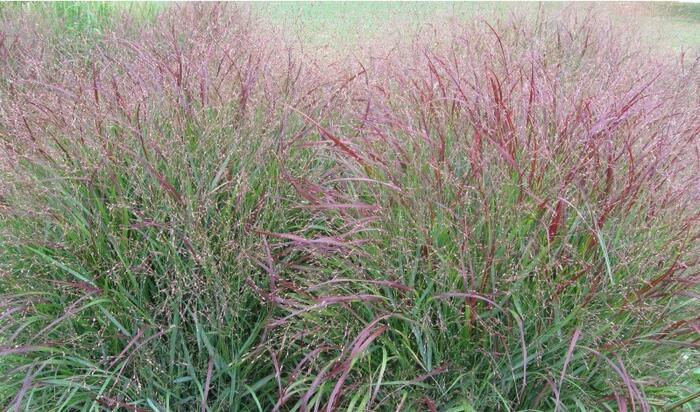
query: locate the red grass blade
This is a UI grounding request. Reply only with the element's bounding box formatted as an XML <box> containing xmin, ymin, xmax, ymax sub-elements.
<box><xmin>554</xmin><ymin>328</ymin><xmax>581</xmax><ymax>412</ymax></box>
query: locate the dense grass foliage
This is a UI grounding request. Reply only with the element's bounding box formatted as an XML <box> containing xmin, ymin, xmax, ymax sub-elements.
<box><xmin>1</xmin><ymin>4</ymin><xmax>699</xmax><ymax>411</ymax></box>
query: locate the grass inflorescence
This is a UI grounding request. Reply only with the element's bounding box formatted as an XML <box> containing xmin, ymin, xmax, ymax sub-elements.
<box><xmin>0</xmin><ymin>3</ymin><xmax>699</xmax><ymax>411</ymax></box>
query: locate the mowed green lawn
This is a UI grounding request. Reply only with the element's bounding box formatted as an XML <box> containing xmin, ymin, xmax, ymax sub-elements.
<box><xmin>255</xmin><ymin>1</ymin><xmax>700</xmax><ymax>52</ymax></box>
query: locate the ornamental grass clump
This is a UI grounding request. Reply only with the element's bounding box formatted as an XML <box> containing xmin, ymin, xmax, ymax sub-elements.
<box><xmin>1</xmin><ymin>3</ymin><xmax>699</xmax><ymax>411</ymax></box>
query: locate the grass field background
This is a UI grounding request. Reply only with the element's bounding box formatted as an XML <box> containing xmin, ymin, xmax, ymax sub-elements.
<box><xmin>254</xmin><ymin>2</ymin><xmax>700</xmax><ymax>51</ymax></box>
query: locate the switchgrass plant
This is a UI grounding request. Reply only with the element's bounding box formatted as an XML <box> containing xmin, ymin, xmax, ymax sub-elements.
<box><xmin>1</xmin><ymin>3</ymin><xmax>699</xmax><ymax>411</ymax></box>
